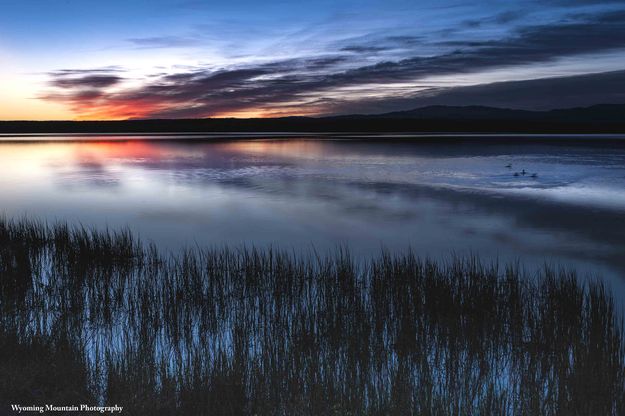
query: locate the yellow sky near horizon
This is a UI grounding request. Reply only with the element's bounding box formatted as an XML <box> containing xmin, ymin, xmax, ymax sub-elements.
<box><xmin>0</xmin><ymin>49</ymin><xmax>70</xmax><ymax>120</ymax></box>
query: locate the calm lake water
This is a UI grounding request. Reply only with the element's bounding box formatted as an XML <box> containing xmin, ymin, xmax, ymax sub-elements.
<box><xmin>2</xmin><ymin>135</ymin><xmax>625</xmax><ymax>297</ymax></box>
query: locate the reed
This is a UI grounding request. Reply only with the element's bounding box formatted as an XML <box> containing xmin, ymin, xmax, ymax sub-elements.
<box><xmin>0</xmin><ymin>217</ymin><xmax>623</xmax><ymax>415</ymax></box>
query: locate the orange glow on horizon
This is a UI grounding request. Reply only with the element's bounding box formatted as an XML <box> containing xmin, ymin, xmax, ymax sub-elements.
<box><xmin>72</xmin><ymin>106</ymin><xmax>321</xmax><ymax>121</ymax></box>
<box><xmin>72</xmin><ymin>99</ymin><xmax>172</xmax><ymax>121</ymax></box>
<box><xmin>211</xmin><ymin>106</ymin><xmax>323</xmax><ymax>119</ymax></box>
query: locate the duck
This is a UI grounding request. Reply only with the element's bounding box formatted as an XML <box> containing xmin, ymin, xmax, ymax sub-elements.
<box><xmin>530</xmin><ymin>173</ymin><xmax>538</xmax><ymax>178</ymax></box>
<box><xmin>513</xmin><ymin>172</ymin><xmax>520</xmax><ymax>177</ymax></box>
<box><xmin>505</xmin><ymin>164</ymin><xmax>512</xmax><ymax>168</ymax></box>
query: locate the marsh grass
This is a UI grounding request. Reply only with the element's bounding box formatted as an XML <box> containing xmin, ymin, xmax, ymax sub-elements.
<box><xmin>0</xmin><ymin>217</ymin><xmax>623</xmax><ymax>415</ymax></box>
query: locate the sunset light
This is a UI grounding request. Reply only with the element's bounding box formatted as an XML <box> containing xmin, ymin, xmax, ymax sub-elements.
<box><xmin>1</xmin><ymin>1</ymin><xmax>624</xmax><ymax>414</ymax></box>
<box><xmin>1</xmin><ymin>0</ymin><xmax>624</xmax><ymax>120</ymax></box>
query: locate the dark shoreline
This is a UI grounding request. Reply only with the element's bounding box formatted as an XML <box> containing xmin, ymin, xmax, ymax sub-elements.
<box><xmin>2</xmin><ymin>118</ymin><xmax>625</xmax><ymax>135</ymax></box>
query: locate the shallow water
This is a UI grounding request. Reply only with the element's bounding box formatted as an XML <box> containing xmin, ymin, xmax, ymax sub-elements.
<box><xmin>2</xmin><ymin>135</ymin><xmax>625</xmax><ymax>297</ymax></box>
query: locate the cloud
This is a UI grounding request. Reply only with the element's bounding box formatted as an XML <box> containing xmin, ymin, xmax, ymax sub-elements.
<box><xmin>340</xmin><ymin>45</ymin><xmax>391</xmax><ymax>54</ymax></box>
<box><xmin>338</xmin><ymin>35</ymin><xmax>424</xmax><ymax>56</ymax></box>
<box><xmin>41</xmin><ymin>71</ymin><xmax>126</xmax><ymax>117</ymax></box>
<box><xmin>127</xmin><ymin>36</ymin><xmax>203</xmax><ymax>49</ymax></box>
<box><xmin>51</xmin><ymin>75</ymin><xmax>123</xmax><ymax>89</ymax></box>
<box><xmin>42</xmin><ymin>57</ymin><xmax>347</xmax><ymax>119</ymax></box>
<box><xmin>462</xmin><ymin>10</ymin><xmax>527</xmax><ymax>28</ymax></box>
<box><xmin>384</xmin><ymin>36</ymin><xmax>424</xmax><ymax>45</ymax></box>
<box><xmin>423</xmin><ymin>70</ymin><xmax>625</xmax><ymax>110</ymax></box>
<box><xmin>330</xmin><ymin>10</ymin><xmax>625</xmax><ymax>85</ymax></box>
<box><xmin>42</xmin><ymin>10</ymin><xmax>625</xmax><ymax>119</ymax></box>
<box><xmin>49</xmin><ymin>67</ymin><xmax>125</xmax><ymax>76</ymax></box>
<box><xmin>326</xmin><ymin>70</ymin><xmax>625</xmax><ymax>113</ymax></box>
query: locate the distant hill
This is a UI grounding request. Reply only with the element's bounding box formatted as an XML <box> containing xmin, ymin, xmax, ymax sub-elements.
<box><xmin>340</xmin><ymin>104</ymin><xmax>625</xmax><ymax>122</ymax></box>
<box><xmin>1</xmin><ymin>104</ymin><xmax>623</xmax><ymax>134</ymax></box>
<box><xmin>340</xmin><ymin>105</ymin><xmax>540</xmax><ymax>120</ymax></box>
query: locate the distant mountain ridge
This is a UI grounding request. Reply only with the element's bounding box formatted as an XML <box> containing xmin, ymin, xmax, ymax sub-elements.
<box><xmin>1</xmin><ymin>104</ymin><xmax>623</xmax><ymax>134</ymax></box>
<box><xmin>336</xmin><ymin>104</ymin><xmax>625</xmax><ymax>122</ymax></box>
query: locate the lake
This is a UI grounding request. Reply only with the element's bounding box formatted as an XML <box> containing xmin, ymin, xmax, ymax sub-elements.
<box><xmin>2</xmin><ymin>134</ymin><xmax>625</xmax><ymax>298</ymax></box>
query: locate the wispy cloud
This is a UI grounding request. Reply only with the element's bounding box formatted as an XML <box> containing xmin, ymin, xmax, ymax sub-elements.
<box><xmin>51</xmin><ymin>75</ymin><xmax>123</xmax><ymax>89</ymax></box>
<box><xmin>462</xmin><ymin>10</ymin><xmax>527</xmax><ymax>28</ymax></box>
<box><xmin>42</xmin><ymin>9</ymin><xmax>625</xmax><ymax>119</ymax></box>
<box><xmin>127</xmin><ymin>36</ymin><xmax>204</xmax><ymax>49</ymax></box>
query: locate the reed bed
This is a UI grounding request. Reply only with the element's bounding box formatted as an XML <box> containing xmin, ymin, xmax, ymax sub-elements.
<box><xmin>0</xmin><ymin>217</ymin><xmax>623</xmax><ymax>415</ymax></box>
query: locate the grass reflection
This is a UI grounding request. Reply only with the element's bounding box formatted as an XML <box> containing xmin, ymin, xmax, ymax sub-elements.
<box><xmin>0</xmin><ymin>218</ymin><xmax>623</xmax><ymax>415</ymax></box>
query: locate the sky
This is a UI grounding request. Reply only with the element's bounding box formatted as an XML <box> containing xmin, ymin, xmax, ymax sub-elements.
<box><xmin>0</xmin><ymin>0</ymin><xmax>624</xmax><ymax>120</ymax></box>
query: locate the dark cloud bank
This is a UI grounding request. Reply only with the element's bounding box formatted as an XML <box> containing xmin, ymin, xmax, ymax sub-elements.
<box><xmin>332</xmin><ymin>70</ymin><xmax>625</xmax><ymax>114</ymax></box>
<box><xmin>44</xmin><ymin>9</ymin><xmax>625</xmax><ymax>118</ymax></box>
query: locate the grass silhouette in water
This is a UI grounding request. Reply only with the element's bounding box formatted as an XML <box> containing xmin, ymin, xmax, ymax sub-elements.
<box><xmin>0</xmin><ymin>217</ymin><xmax>624</xmax><ymax>415</ymax></box>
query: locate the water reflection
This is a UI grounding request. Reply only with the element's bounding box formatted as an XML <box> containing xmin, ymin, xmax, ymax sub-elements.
<box><xmin>2</xmin><ymin>220</ymin><xmax>623</xmax><ymax>413</ymax></box>
<box><xmin>1</xmin><ymin>137</ymin><xmax>625</xmax><ymax>296</ymax></box>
